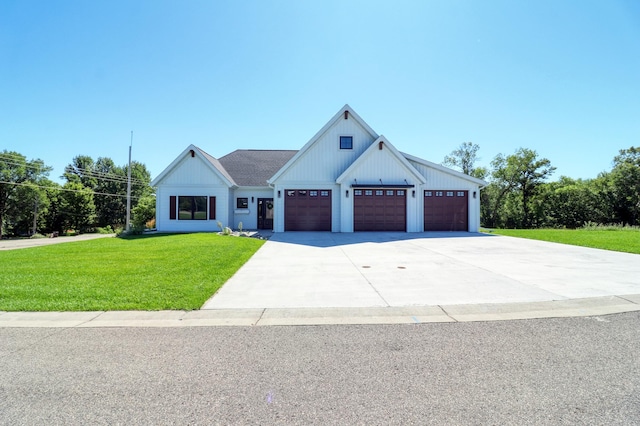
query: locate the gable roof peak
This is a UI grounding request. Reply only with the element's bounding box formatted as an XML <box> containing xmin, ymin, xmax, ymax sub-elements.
<box><xmin>268</xmin><ymin>104</ymin><xmax>379</xmax><ymax>184</ymax></box>
<box><xmin>150</xmin><ymin>144</ymin><xmax>236</xmax><ymax>187</ymax></box>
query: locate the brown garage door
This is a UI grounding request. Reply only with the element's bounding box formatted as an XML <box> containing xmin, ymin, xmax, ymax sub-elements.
<box><xmin>424</xmin><ymin>190</ymin><xmax>468</xmax><ymax>231</ymax></box>
<box><xmin>354</xmin><ymin>188</ymin><xmax>406</xmax><ymax>231</ymax></box>
<box><xmin>284</xmin><ymin>189</ymin><xmax>332</xmax><ymax>231</ymax></box>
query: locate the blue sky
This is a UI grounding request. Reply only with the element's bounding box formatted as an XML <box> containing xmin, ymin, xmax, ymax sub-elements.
<box><xmin>2</xmin><ymin>0</ymin><xmax>639</xmax><ymax>183</ymax></box>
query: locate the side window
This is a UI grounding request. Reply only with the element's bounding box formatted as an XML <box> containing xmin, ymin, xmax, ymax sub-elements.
<box><xmin>236</xmin><ymin>198</ymin><xmax>248</xmax><ymax>209</ymax></box>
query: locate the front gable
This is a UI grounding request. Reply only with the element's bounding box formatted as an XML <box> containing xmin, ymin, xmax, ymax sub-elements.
<box><xmin>151</xmin><ymin>145</ymin><xmax>235</xmax><ymax>188</ymax></box>
<box><xmin>336</xmin><ymin>136</ymin><xmax>427</xmax><ymax>187</ymax></box>
<box><xmin>269</xmin><ymin>105</ymin><xmax>379</xmax><ymax>184</ymax></box>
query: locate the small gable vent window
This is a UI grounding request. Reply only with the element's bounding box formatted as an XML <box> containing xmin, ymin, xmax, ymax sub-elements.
<box><xmin>340</xmin><ymin>136</ymin><xmax>353</xmax><ymax>150</ymax></box>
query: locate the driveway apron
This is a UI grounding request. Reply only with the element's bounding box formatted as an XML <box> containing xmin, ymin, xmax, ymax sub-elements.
<box><xmin>202</xmin><ymin>232</ymin><xmax>640</xmax><ymax>309</ymax></box>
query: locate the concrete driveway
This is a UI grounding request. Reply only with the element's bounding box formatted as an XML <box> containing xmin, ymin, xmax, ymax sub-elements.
<box><xmin>203</xmin><ymin>232</ymin><xmax>640</xmax><ymax>309</ymax></box>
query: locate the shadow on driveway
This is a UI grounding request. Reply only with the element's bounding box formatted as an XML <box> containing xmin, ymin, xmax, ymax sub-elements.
<box><xmin>268</xmin><ymin>231</ymin><xmax>495</xmax><ymax>248</ymax></box>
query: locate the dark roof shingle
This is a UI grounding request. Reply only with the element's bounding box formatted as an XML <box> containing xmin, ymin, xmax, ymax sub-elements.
<box><xmin>218</xmin><ymin>150</ymin><xmax>298</xmax><ymax>187</ymax></box>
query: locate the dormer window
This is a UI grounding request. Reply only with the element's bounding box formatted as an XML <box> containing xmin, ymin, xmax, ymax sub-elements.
<box><xmin>340</xmin><ymin>136</ymin><xmax>353</xmax><ymax>150</ymax></box>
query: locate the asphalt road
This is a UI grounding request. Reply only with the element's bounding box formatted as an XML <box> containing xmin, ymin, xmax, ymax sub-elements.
<box><xmin>2</xmin><ymin>312</ymin><xmax>639</xmax><ymax>425</ymax></box>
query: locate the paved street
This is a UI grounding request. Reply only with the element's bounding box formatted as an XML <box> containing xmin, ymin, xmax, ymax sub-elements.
<box><xmin>2</xmin><ymin>311</ymin><xmax>639</xmax><ymax>425</ymax></box>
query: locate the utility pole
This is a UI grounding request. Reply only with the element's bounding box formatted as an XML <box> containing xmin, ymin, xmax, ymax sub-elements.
<box><xmin>32</xmin><ymin>198</ymin><xmax>38</xmax><ymax>236</ymax></box>
<box><xmin>126</xmin><ymin>131</ymin><xmax>132</xmax><ymax>232</ymax></box>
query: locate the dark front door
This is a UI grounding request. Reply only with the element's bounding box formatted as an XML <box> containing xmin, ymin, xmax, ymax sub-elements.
<box><xmin>258</xmin><ymin>198</ymin><xmax>274</xmax><ymax>230</ymax></box>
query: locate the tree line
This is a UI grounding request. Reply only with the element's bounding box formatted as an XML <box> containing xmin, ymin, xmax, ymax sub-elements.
<box><xmin>2</xmin><ymin>144</ymin><xmax>638</xmax><ymax>238</ymax></box>
<box><xmin>0</xmin><ymin>151</ymin><xmax>155</xmax><ymax>239</ymax></box>
<box><xmin>444</xmin><ymin>143</ymin><xmax>640</xmax><ymax>229</ymax></box>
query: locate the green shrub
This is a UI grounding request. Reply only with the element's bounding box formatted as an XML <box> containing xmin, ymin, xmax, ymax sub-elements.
<box><xmin>581</xmin><ymin>222</ymin><xmax>640</xmax><ymax>231</ymax></box>
<box><xmin>117</xmin><ymin>224</ymin><xmax>145</xmax><ymax>237</ymax></box>
<box><xmin>96</xmin><ymin>226</ymin><xmax>114</xmax><ymax>234</ymax></box>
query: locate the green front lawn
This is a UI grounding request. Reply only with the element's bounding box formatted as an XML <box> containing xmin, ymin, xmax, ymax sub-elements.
<box><xmin>485</xmin><ymin>228</ymin><xmax>640</xmax><ymax>255</ymax></box>
<box><xmin>0</xmin><ymin>234</ymin><xmax>265</xmax><ymax>311</ymax></box>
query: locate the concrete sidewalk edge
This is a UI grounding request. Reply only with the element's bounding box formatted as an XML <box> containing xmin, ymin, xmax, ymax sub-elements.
<box><xmin>1</xmin><ymin>295</ymin><xmax>639</xmax><ymax>328</ymax></box>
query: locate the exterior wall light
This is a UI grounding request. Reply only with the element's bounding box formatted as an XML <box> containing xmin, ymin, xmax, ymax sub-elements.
<box><xmin>473</xmin><ymin>191</ymin><xmax>477</xmax><ymax>199</ymax></box>
<box><xmin>412</xmin><ymin>190</ymin><xmax>416</xmax><ymax>198</ymax></box>
<box><xmin>278</xmin><ymin>190</ymin><xmax>281</xmax><ymax>198</ymax></box>
<box><xmin>346</xmin><ymin>190</ymin><xmax>349</xmax><ymax>198</ymax></box>
<box><xmin>251</xmin><ymin>196</ymin><xmax>254</xmax><ymax>203</ymax></box>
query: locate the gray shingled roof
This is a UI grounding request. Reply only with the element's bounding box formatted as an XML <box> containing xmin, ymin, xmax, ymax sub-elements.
<box><xmin>218</xmin><ymin>149</ymin><xmax>298</xmax><ymax>187</ymax></box>
<box><xmin>196</xmin><ymin>147</ymin><xmax>237</xmax><ymax>186</ymax></box>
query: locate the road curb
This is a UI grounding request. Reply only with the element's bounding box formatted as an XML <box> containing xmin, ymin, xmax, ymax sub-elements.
<box><xmin>1</xmin><ymin>295</ymin><xmax>639</xmax><ymax>327</ymax></box>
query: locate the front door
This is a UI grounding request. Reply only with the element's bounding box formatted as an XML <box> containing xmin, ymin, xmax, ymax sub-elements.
<box><xmin>257</xmin><ymin>198</ymin><xmax>274</xmax><ymax>230</ymax></box>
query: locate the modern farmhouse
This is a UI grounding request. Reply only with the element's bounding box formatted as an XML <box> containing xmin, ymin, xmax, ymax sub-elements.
<box><xmin>151</xmin><ymin>105</ymin><xmax>486</xmax><ymax>233</ymax></box>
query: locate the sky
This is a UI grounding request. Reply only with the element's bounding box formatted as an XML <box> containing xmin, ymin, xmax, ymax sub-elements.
<box><xmin>1</xmin><ymin>0</ymin><xmax>639</xmax><ymax>184</ymax></box>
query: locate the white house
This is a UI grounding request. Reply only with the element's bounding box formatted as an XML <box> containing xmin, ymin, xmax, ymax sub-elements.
<box><xmin>151</xmin><ymin>105</ymin><xmax>486</xmax><ymax>233</ymax></box>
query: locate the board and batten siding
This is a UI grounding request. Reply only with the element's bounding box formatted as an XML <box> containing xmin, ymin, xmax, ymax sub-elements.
<box><xmin>271</xmin><ymin>183</ymin><xmax>341</xmax><ymax>232</ymax></box>
<box><xmin>338</xmin><ymin>147</ymin><xmax>424</xmax><ymax>232</ymax></box>
<box><xmin>408</xmin><ymin>160</ymin><xmax>482</xmax><ymax>232</ymax></box>
<box><xmin>155</xmin><ymin>185</ymin><xmax>230</xmax><ymax>232</ymax></box>
<box><xmin>154</xmin><ymin>154</ymin><xmax>232</xmax><ymax>232</ymax></box>
<box><xmin>275</xmin><ymin>118</ymin><xmax>376</xmax><ymax>183</ymax></box>
<box><xmin>230</xmin><ymin>187</ymin><xmax>275</xmax><ymax>229</ymax></box>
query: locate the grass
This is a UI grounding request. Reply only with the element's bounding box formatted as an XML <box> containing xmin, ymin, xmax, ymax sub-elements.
<box><xmin>0</xmin><ymin>233</ymin><xmax>265</xmax><ymax>311</ymax></box>
<box><xmin>485</xmin><ymin>227</ymin><xmax>640</xmax><ymax>255</ymax></box>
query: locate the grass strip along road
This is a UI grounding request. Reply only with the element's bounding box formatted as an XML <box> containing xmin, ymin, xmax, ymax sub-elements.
<box><xmin>487</xmin><ymin>227</ymin><xmax>640</xmax><ymax>255</ymax></box>
<box><xmin>0</xmin><ymin>234</ymin><xmax>264</xmax><ymax>311</ymax></box>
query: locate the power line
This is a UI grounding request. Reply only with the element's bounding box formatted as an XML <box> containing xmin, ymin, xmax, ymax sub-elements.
<box><xmin>0</xmin><ymin>180</ymin><xmax>144</xmax><ymax>199</ymax></box>
<box><xmin>0</xmin><ymin>156</ymin><xmax>149</xmax><ymax>186</ymax></box>
<box><xmin>71</xmin><ymin>166</ymin><xmax>148</xmax><ymax>186</ymax></box>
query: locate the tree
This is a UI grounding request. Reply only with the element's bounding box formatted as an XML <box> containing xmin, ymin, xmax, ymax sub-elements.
<box><xmin>39</xmin><ymin>180</ymin><xmax>64</xmax><ymax>234</ymax></box>
<box><xmin>489</xmin><ymin>148</ymin><xmax>555</xmax><ymax>228</ymax></box>
<box><xmin>609</xmin><ymin>146</ymin><xmax>640</xmax><ymax>225</ymax></box>
<box><xmin>93</xmin><ymin>157</ymin><xmax>126</xmax><ymax>227</ymax></box>
<box><xmin>443</xmin><ymin>142</ymin><xmax>481</xmax><ymax>176</ymax></box>
<box><xmin>60</xmin><ymin>182</ymin><xmax>96</xmax><ymax>232</ymax></box>
<box><xmin>0</xmin><ymin>151</ymin><xmax>52</xmax><ymax>239</ymax></box>
<box><xmin>63</xmin><ymin>156</ymin><xmax>154</xmax><ymax>228</ymax></box>
<box><xmin>132</xmin><ymin>195</ymin><xmax>156</xmax><ymax>228</ymax></box>
<box><xmin>542</xmin><ymin>177</ymin><xmax>601</xmax><ymax>228</ymax></box>
<box><xmin>63</xmin><ymin>155</ymin><xmax>98</xmax><ymax>188</ymax></box>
